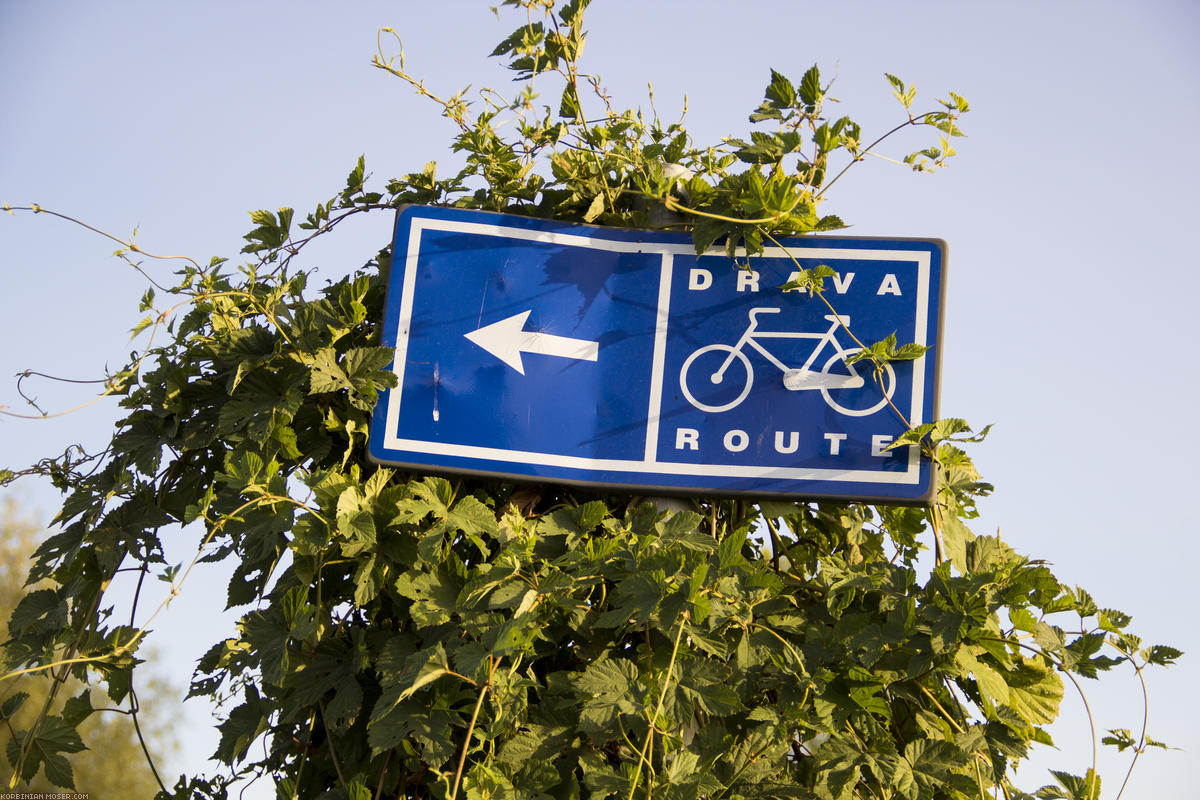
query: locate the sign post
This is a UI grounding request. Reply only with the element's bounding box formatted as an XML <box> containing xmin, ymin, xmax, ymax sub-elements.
<box><xmin>369</xmin><ymin>206</ymin><xmax>945</xmax><ymax>503</ymax></box>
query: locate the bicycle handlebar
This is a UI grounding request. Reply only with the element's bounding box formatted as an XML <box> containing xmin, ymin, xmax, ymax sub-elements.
<box><xmin>748</xmin><ymin>307</ymin><xmax>782</xmax><ymax>324</ymax></box>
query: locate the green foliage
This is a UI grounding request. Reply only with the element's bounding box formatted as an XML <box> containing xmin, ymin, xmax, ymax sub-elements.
<box><xmin>1</xmin><ymin>2</ymin><xmax>1179</xmax><ymax>799</ymax></box>
<box><xmin>0</xmin><ymin>497</ymin><xmax>179</xmax><ymax>794</ymax></box>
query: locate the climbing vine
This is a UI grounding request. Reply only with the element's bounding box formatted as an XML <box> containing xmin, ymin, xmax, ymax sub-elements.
<box><xmin>2</xmin><ymin>2</ymin><xmax>1178</xmax><ymax>799</ymax></box>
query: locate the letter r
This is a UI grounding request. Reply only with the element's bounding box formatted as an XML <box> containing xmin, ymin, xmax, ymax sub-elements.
<box><xmin>675</xmin><ymin>428</ymin><xmax>700</xmax><ymax>451</ymax></box>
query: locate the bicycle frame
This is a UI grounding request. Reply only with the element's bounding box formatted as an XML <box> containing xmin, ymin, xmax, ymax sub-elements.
<box><xmin>711</xmin><ymin>307</ymin><xmax>851</xmax><ymax>383</ymax></box>
<box><xmin>679</xmin><ymin>305</ymin><xmax>893</xmax><ymax>415</ymax></box>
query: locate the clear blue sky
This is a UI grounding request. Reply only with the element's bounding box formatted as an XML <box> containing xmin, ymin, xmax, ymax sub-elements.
<box><xmin>2</xmin><ymin>1</ymin><xmax>1197</xmax><ymax>796</ymax></box>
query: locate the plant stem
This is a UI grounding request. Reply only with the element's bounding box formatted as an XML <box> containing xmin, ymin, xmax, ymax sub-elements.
<box><xmin>764</xmin><ymin>515</ymin><xmax>785</xmax><ymax>570</ymax></box>
<box><xmin>916</xmin><ymin>682</ymin><xmax>964</xmax><ymax>734</ymax></box>
<box><xmin>8</xmin><ymin>205</ymin><xmax>201</xmax><ymax>269</ymax></box>
<box><xmin>373</xmin><ymin>752</ymin><xmax>392</xmax><ymax>800</ymax></box>
<box><xmin>129</xmin><ymin>685</ymin><xmax>168</xmax><ymax>795</ymax></box>
<box><xmin>816</xmin><ymin>111</ymin><xmax>947</xmax><ymax>200</ymax></box>
<box><xmin>1113</xmin><ymin>661</ymin><xmax>1150</xmax><ymax>800</ymax></box>
<box><xmin>709</xmin><ymin>738</ymin><xmax>777</xmax><ymax>800</ymax></box>
<box><xmin>450</xmin><ymin>656</ymin><xmax>498</xmax><ymax>800</ymax></box>
<box><xmin>761</xmin><ymin>230</ymin><xmax>917</xmax><ymax>433</ymax></box>
<box><xmin>1001</xmin><ymin>638</ymin><xmax>1101</xmax><ymax>793</ymax></box>
<box><xmin>927</xmin><ymin>500</ymin><xmax>946</xmax><ymax>565</ymax></box>
<box><xmin>627</xmin><ymin>612</ymin><xmax>688</xmax><ymax>800</ymax></box>
<box><xmin>319</xmin><ymin>698</ymin><xmax>349</xmax><ymax>789</ymax></box>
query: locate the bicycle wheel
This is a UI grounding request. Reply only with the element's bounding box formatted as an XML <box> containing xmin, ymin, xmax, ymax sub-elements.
<box><xmin>819</xmin><ymin>348</ymin><xmax>896</xmax><ymax>417</ymax></box>
<box><xmin>680</xmin><ymin>344</ymin><xmax>753</xmax><ymax>413</ymax></box>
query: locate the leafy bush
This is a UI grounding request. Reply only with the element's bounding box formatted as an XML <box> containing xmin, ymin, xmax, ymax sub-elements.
<box><xmin>2</xmin><ymin>2</ymin><xmax>1177</xmax><ymax>799</ymax></box>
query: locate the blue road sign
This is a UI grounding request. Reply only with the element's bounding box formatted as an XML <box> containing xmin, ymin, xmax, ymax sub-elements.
<box><xmin>369</xmin><ymin>206</ymin><xmax>945</xmax><ymax>503</ymax></box>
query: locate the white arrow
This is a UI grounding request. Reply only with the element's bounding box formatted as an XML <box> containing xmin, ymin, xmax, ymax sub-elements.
<box><xmin>464</xmin><ymin>310</ymin><xmax>599</xmax><ymax>374</ymax></box>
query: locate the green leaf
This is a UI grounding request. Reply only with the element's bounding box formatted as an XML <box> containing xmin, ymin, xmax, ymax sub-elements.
<box><xmin>1009</xmin><ymin>608</ymin><xmax>1037</xmax><ymax>634</ymax></box>
<box><xmin>1034</xmin><ymin>621</ymin><xmax>1066</xmax><ymax>654</ymax></box>
<box><xmin>325</xmin><ymin>677</ymin><xmax>364</xmax><ymax>731</ymax></box>
<box><xmin>765</xmin><ymin>68</ymin><xmax>797</xmax><ymax>109</ymax></box>
<box><xmin>1006</xmin><ymin>656</ymin><xmax>1064</xmax><ymax>726</ymax></box>
<box><xmin>0</xmin><ymin>692</ymin><xmax>29</xmax><ymax>723</ymax></box>
<box><xmin>758</xmin><ymin>500</ymin><xmax>803</xmax><ymax>519</ymax></box>
<box><xmin>447</xmin><ymin>494</ymin><xmax>499</xmax><ymax>536</ymax></box>
<box><xmin>798</xmin><ymin>64</ymin><xmax>822</xmax><ymax>110</ymax></box>
<box><xmin>22</xmin><ymin>715</ymin><xmax>87</xmax><ymax>765</ymax></box>
<box><xmin>402</xmin><ymin>477</ymin><xmax>497</xmax><ymax>539</ymax></box>
<box><xmin>1098</xmin><ymin>607</ymin><xmax>1132</xmax><ymax>632</ymax></box>
<box><xmin>130</xmin><ymin>314</ymin><xmax>155</xmax><ymax>339</ymax></box>
<box><xmin>1143</xmin><ymin>644</ymin><xmax>1183</xmax><ymax>666</ymax></box>
<box><xmin>957</xmin><ymin>648</ymin><xmax>1010</xmax><ymax>708</ymax></box>
<box><xmin>338</xmin><ymin>509</ymin><xmax>376</xmax><ymax>546</ymax></box>
<box><xmin>814</xmin><ymin>214</ymin><xmax>847</xmax><ymax>231</ymax></box>
<box><xmin>871</xmin><ymin>754</ymin><xmax>916</xmax><ymax>799</ymax></box>
<box><xmin>573</xmin><ymin>656</ymin><xmax>636</xmax><ymax>696</ymax></box>
<box><xmin>309</xmin><ymin>348</ymin><xmax>351</xmax><ymax>394</ymax></box>
<box><xmin>394</xmin><ymin>642</ymin><xmax>453</xmax><ymax>702</ymax></box>
<box><xmin>595</xmin><ymin>571</ymin><xmax>662</xmax><ymax>627</ymax></box>
<box><xmin>572</xmin><ymin>658</ymin><xmax>639</xmax><ymax>740</ymax></box>
<box><xmin>43</xmin><ymin>752</ymin><xmax>75</xmax><ymax>789</ymax></box>
<box><xmin>884</xmin><ymin>73</ymin><xmax>919</xmax><ymax>109</ymax></box>
<box><xmin>929</xmin><ymin>610</ymin><xmax>964</xmax><ymax>653</ymax></box>
<box><xmin>657</xmin><ymin>508</ymin><xmax>702</xmax><ymax>538</ymax></box>
<box><xmin>583</xmin><ymin>193</ymin><xmax>605</xmax><ymax>222</ymax></box>
<box><xmin>8</xmin><ymin>588</ymin><xmax>65</xmax><ymax>634</ymax></box>
<box><xmin>717</xmin><ymin>527</ymin><xmax>749</xmax><ymax>570</ymax></box>
<box><xmin>395</xmin><ymin>568</ymin><xmax>460</xmax><ymax>628</ymax></box>
<box><xmin>1101</xmin><ymin>728</ymin><xmax>1136</xmax><ymax>752</ymax></box>
<box><xmin>217</xmin><ymin>368</ymin><xmax>305</xmax><ymax>444</ymax></box>
<box><xmin>892</xmin><ymin>342</ymin><xmax>931</xmax><ymax>360</ymax></box>
<box><xmin>345</xmin><ymin>155</ymin><xmax>366</xmax><ymax>195</ymax></box>
<box><xmin>1038</xmin><ymin>769</ymin><xmax>1101</xmax><ymax>800</ymax></box>
<box><xmin>241</xmin><ymin>207</ymin><xmax>294</xmax><ymax>252</ymax></box>
<box><xmin>779</xmin><ymin>263</ymin><xmax>837</xmax><ymax>296</ymax></box>
<box><xmin>238</xmin><ymin>610</ymin><xmax>290</xmax><ymax>685</ymax></box>
<box><xmin>905</xmin><ymin>738</ymin><xmax>959</xmax><ymax>784</ymax></box>
<box><xmin>220</xmin><ymin>451</ymin><xmax>267</xmax><ymax>492</ymax></box>
<box><xmin>842</xmin><ymin>665</ymin><xmax>890</xmax><ymax>717</ymax></box>
<box><xmin>343</xmin><ymin>346</ymin><xmax>396</xmax><ymax>386</ymax></box>
<box><xmin>498</xmin><ymin>721</ymin><xmax>575</xmax><ymax>765</ymax></box>
<box><xmin>560</xmin><ymin>84</ymin><xmax>582</xmax><ymax>119</ymax></box>
<box><xmin>61</xmin><ymin>690</ymin><xmax>95</xmax><ymax>727</ymax></box>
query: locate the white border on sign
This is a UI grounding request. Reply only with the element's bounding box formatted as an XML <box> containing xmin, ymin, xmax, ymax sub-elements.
<box><xmin>383</xmin><ymin>216</ymin><xmax>930</xmax><ymax>486</ymax></box>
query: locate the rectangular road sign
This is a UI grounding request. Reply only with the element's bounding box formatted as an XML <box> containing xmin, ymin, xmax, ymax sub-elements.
<box><xmin>369</xmin><ymin>205</ymin><xmax>945</xmax><ymax>503</ymax></box>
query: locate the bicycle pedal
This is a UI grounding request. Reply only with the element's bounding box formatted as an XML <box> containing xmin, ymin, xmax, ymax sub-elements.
<box><xmin>782</xmin><ymin>369</ymin><xmax>811</xmax><ymax>391</ymax></box>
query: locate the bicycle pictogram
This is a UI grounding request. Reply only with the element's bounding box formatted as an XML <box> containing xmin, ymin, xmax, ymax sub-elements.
<box><xmin>679</xmin><ymin>307</ymin><xmax>896</xmax><ymax>416</ymax></box>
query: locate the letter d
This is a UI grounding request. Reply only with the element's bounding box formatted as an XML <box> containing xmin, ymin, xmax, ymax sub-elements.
<box><xmin>688</xmin><ymin>268</ymin><xmax>713</xmax><ymax>291</ymax></box>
